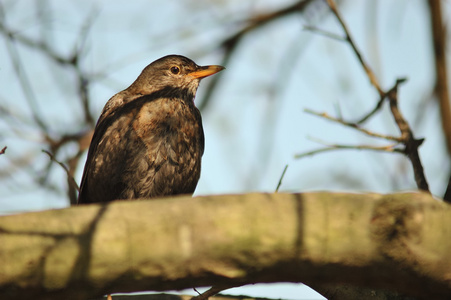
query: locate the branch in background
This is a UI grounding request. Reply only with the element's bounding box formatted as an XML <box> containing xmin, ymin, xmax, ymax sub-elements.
<box><xmin>0</xmin><ymin>24</ymin><xmax>72</xmax><ymax>66</ymax></box>
<box><xmin>356</xmin><ymin>96</ymin><xmax>385</xmax><ymax>124</ymax></box>
<box><xmin>0</xmin><ymin>6</ymin><xmax>95</xmax><ymax>125</ymax></box>
<box><xmin>191</xmin><ymin>284</ymin><xmax>243</xmax><ymax>300</ymax></box>
<box><xmin>93</xmin><ymin>293</ymin><xmax>287</xmax><ymax>300</ymax></box>
<box><xmin>428</xmin><ymin>0</ymin><xmax>451</xmax><ymax>155</ymax></box>
<box><xmin>300</xmin><ymin>0</ymin><xmax>430</xmax><ymax>193</ymax></box>
<box><xmin>304</xmin><ymin>109</ymin><xmax>401</xmax><ymax>142</ymax></box>
<box><xmin>428</xmin><ymin>0</ymin><xmax>451</xmax><ymax>202</ymax></box>
<box><xmin>66</xmin><ymin>152</ymin><xmax>85</xmax><ymax>205</ymax></box>
<box><xmin>42</xmin><ymin>150</ymin><xmax>80</xmax><ymax>193</ymax></box>
<box><xmin>295</xmin><ymin>140</ymin><xmax>401</xmax><ymax>159</ymax></box>
<box><xmin>42</xmin><ymin>130</ymin><xmax>92</xmax><ymax>204</ymax></box>
<box><xmin>326</xmin><ymin>0</ymin><xmax>384</xmax><ymax>98</ymax></box>
<box><xmin>0</xmin><ymin>4</ymin><xmax>99</xmax><ymax>203</ymax></box>
<box><xmin>0</xmin><ymin>146</ymin><xmax>6</xmax><ymax>155</ymax></box>
<box><xmin>2</xmin><ymin>32</ymin><xmax>49</xmax><ymax>132</ymax></box>
<box><xmin>303</xmin><ymin>25</ymin><xmax>346</xmax><ymax>41</ymax></box>
<box><xmin>198</xmin><ymin>0</ymin><xmax>315</xmax><ymax>111</ymax></box>
<box><xmin>73</xmin><ymin>10</ymin><xmax>99</xmax><ymax>126</ymax></box>
<box><xmin>386</xmin><ymin>79</ymin><xmax>429</xmax><ymax>192</ymax></box>
<box><xmin>302</xmin><ymin>23</ymin><xmax>387</xmax><ymax>124</ymax></box>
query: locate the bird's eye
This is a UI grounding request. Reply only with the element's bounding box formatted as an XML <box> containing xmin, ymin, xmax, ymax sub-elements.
<box><xmin>170</xmin><ymin>66</ymin><xmax>180</xmax><ymax>74</ymax></box>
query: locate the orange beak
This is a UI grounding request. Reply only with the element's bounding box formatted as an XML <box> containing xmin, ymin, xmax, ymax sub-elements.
<box><xmin>189</xmin><ymin>65</ymin><xmax>225</xmax><ymax>79</ymax></box>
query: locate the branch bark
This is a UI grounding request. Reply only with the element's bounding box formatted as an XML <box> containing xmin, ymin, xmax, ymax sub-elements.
<box><xmin>0</xmin><ymin>193</ymin><xmax>450</xmax><ymax>299</ymax></box>
<box><xmin>428</xmin><ymin>0</ymin><xmax>451</xmax><ymax>202</ymax></box>
<box><xmin>386</xmin><ymin>79</ymin><xmax>430</xmax><ymax>192</ymax></box>
<box><xmin>428</xmin><ymin>0</ymin><xmax>451</xmax><ymax>156</ymax></box>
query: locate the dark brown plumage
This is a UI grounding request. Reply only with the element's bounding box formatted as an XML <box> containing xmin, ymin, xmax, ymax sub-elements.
<box><xmin>78</xmin><ymin>55</ymin><xmax>224</xmax><ymax>204</ymax></box>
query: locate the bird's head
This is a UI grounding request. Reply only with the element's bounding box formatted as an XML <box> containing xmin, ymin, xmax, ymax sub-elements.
<box><xmin>127</xmin><ymin>55</ymin><xmax>225</xmax><ymax>101</ymax></box>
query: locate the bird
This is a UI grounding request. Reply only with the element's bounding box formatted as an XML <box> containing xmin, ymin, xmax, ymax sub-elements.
<box><xmin>77</xmin><ymin>55</ymin><xmax>224</xmax><ymax>204</ymax></box>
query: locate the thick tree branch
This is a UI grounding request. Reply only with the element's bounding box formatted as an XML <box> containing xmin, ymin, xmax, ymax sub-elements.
<box><xmin>0</xmin><ymin>193</ymin><xmax>450</xmax><ymax>300</ymax></box>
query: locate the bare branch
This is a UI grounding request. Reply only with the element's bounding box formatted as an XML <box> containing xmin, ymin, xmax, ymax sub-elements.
<box><xmin>428</xmin><ymin>0</ymin><xmax>451</xmax><ymax>155</ymax></box>
<box><xmin>356</xmin><ymin>96</ymin><xmax>385</xmax><ymax>124</ymax></box>
<box><xmin>317</xmin><ymin>0</ymin><xmax>430</xmax><ymax>193</ymax></box>
<box><xmin>295</xmin><ymin>140</ymin><xmax>401</xmax><ymax>160</ymax></box>
<box><xmin>386</xmin><ymin>79</ymin><xmax>429</xmax><ymax>192</ymax></box>
<box><xmin>303</xmin><ymin>25</ymin><xmax>346</xmax><ymax>41</ymax></box>
<box><xmin>0</xmin><ymin>23</ymin><xmax>72</xmax><ymax>66</ymax></box>
<box><xmin>198</xmin><ymin>0</ymin><xmax>315</xmax><ymax>111</ymax></box>
<box><xmin>72</xmin><ymin>10</ymin><xmax>100</xmax><ymax>126</ymax></box>
<box><xmin>0</xmin><ymin>0</ymin><xmax>99</xmax><ymax>203</ymax></box>
<box><xmin>326</xmin><ymin>0</ymin><xmax>384</xmax><ymax>98</ymax></box>
<box><xmin>191</xmin><ymin>284</ymin><xmax>243</xmax><ymax>300</ymax></box>
<box><xmin>0</xmin><ymin>146</ymin><xmax>6</xmax><ymax>155</ymax></box>
<box><xmin>0</xmin><ymin>6</ymin><xmax>98</xmax><ymax>126</ymax></box>
<box><xmin>42</xmin><ymin>150</ymin><xmax>80</xmax><ymax>193</ymax></box>
<box><xmin>304</xmin><ymin>108</ymin><xmax>401</xmax><ymax>142</ymax></box>
<box><xmin>3</xmin><ymin>33</ymin><xmax>49</xmax><ymax>132</ymax></box>
<box><xmin>427</xmin><ymin>0</ymin><xmax>451</xmax><ymax>201</ymax></box>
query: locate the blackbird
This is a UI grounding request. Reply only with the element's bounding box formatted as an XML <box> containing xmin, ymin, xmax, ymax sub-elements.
<box><xmin>78</xmin><ymin>55</ymin><xmax>224</xmax><ymax>204</ymax></box>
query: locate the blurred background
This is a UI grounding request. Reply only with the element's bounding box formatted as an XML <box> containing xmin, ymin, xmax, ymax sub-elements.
<box><xmin>1</xmin><ymin>0</ymin><xmax>450</xmax><ymax>298</ymax></box>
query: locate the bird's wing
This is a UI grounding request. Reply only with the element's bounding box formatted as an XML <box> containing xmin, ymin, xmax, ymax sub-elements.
<box><xmin>77</xmin><ymin>94</ymin><xmax>137</xmax><ymax>203</ymax></box>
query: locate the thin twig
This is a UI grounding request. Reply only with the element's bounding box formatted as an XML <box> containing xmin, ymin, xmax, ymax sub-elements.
<box><xmin>191</xmin><ymin>284</ymin><xmax>242</xmax><ymax>300</ymax></box>
<box><xmin>307</xmin><ymin>0</ymin><xmax>387</xmax><ymax>124</ymax></box>
<box><xmin>303</xmin><ymin>25</ymin><xmax>346</xmax><ymax>41</ymax></box>
<box><xmin>356</xmin><ymin>96</ymin><xmax>385</xmax><ymax>124</ymax></box>
<box><xmin>1</xmin><ymin>8</ymin><xmax>98</xmax><ymax>127</ymax></box>
<box><xmin>42</xmin><ymin>150</ymin><xmax>80</xmax><ymax>193</ymax></box>
<box><xmin>275</xmin><ymin>164</ymin><xmax>289</xmax><ymax>192</ymax></box>
<box><xmin>73</xmin><ymin>10</ymin><xmax>99</xmax><ymax>126</ymax></box>
<box><xmin>305</xmin><ymin>108</ymin><xmax>401</xmax><ymax>142</ymax></box>
<box><xmin>3</xmin><ymin>34</ymin><xmax>49</xmax><ymax>132</ymax></box>
<box><xmin>295</xmin><ymin>141</ymin><xmax>401</xmax><ymax>159</ymax></box>
<box><xmin>326</xmin><ymin>0</ymin><xmax>384</xmax><ymax>98</ymax></box>
<box><xmin>333</xmin><ymin>101</ymin><xmax>343</xmax><ymax>120</ymax></box>
<box><xmin>0</xmin><ymin>146</ymin><xmax>6</xmax><ymax>155</ymax></box>
<box><xmin>71</xmin><ymin>8</ymin><xmax>99</xmax><ymax>60</ymax></box>
<box><xmin>0</xmin><ymin>18</ymin><xmax>74</xmax><ymax>66</ymax></box>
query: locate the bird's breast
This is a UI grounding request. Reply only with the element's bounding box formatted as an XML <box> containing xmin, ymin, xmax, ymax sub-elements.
<box><xmin>133</xmin><ymin>98</ymin><xmax>204</xmax><ymax>161</ymax></box>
